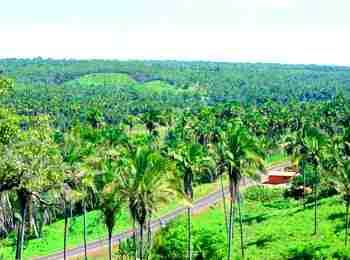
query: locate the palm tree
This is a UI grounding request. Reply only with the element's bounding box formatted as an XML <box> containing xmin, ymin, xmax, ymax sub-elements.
<box><xmin>212</xmin><ymin>134</ymin><xmax>229</xmax><ymax>238</ymax></box>
<box><xmin>118</xmin><ymin>146</ymin><xmax>178</xmax><ymax>260</ymax></box>
<box><xmin>169</xmin><ymin>142</ymin><xmax>210</xmax><ymax>260</ymax></box>
<box><xmin>333</xmin><ymin>159</ymin><xmax>350</xmax><ymax>246</ymax></box>
<box><xmin>60</xmin><ymin>128</ymin><xmax>96</xmax><ymax>260</ymax></box>
<box><xmin>328</xmin><ymin>128</ymin><xmax>350</xmax><ymax>246</ymax></box>
<box><xmin>64</xmin><ymin>167</ymin><xmax>95</xmax><ymax>260</ymax></box>
<box><xmin>140</xmin><ymin>109</ymin><xmax>166</xmax><ymax>137</ymax></box>
<box><xmin>0</xmin><ymin>76</ymin><xmax>13</xmax><ymax>96</ymax></box>
<box><xmin>219</xmin><ymin>121</ymin><xmax>265</xmax><ymax>260</ymax></box>
<box><xmin>93</xmin><ymin>151</ymin><xmax>125</xmax><ymax>260</ymax></box>
<box><xmin>100</xmin><ymin>182</ymin><xmax>123</xmax><ymax>260</ymax></box>
<box><xmin>295</xmin><ymin>127</ymin><xmax>328</xmax><ymax>234</ymax></box>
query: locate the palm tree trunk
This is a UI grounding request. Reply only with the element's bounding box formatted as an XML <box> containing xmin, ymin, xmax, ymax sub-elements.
<box><xmin>184</xmin><ymin>171</ymin><xmax>193</xmax><ymax>260</ymax></box>
<box><xmin>227</xmin><ymin>192</ymin><xmax>235</xmax><ymax>260</ymax></box>
<box><xmin>133</xmin><ymin>220</ymin><xmax>137</xmax><ymax>259</ymax></box>
<box><xmin>146</xmin><ymin>215</ymin><xmax>152</xmax><ymax>259</ymax></box>
<box><xmin>64</xmin><ymin>201</ymin><xmax>69</xmax><ymax>260</ymax></box>
<box><xmin>187</xmin><ymin>207</ymin><xmax>192</xmax><ymax>260</ymax></box>
<box><xmin>16</xmin><ymin>192</ymin><xmax>28</xmax><ymax>260</ymax></box>
<box><xmin>313</xmin><ymin>183</ymin><xmax>318</xmax><ymax>235</ymax></box>
<box><xmin>345</xmin><ymin>199</ymin><xmax>349</xmax><ymax>246</ymax></box>
<box><xmin>108</xmin><ymin>228</ymin><xmax>113</xmax><ymax>260</ymax></box>
<box><xmin>140</xmin><ymin>224</ymin><xmax>144</xmax><ymax>260</ymax></box>
<box><xmin>237</xmin><ymin>192</ymin><xmax>245</xmax><ymax>258</ymax></box>
<box><xmin>227</xmin><ymin>172</ymin><xmax>237</xmax><ymax>260</ymax></box>
<box><xmin>303</xmin><ymin>169</ymin><xmax>306</xmax><ymax>209</ymax></box>
<box><xmin>26</xmin><ymin>195</ymin><xmax>33</xmax><ymax>237</ymax></box>
<box><xmin>83</xmin><ymin>201</ymin><xmax>88</xmax><ymax>260</ymax></box>
<box><xmin>220</xmin><ymin>174</ymin><xmax>229</xmax><ymax>239</ymax></box>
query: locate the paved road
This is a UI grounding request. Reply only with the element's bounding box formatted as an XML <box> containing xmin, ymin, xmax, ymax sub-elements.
<box><xmin>36</xmin><ymin>162</ymin><xmax>289</xmax><ymax>260</ymax></box>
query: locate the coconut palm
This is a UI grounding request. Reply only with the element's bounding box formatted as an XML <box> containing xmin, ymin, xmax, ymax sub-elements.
<box><xmin>140</xmin><ymin>109</ymin><xmax>166</xmax><ymax>137</ymax></box>
<box><xmin>63</xmin><ymin>166</ymin><xmax>95</xmax><ymax>260</ymax></box>
<box><xmin>219</xmin><ymin>121</ymin><xmax>265</xmax><ymax>260</ymax></box>
<box><xmin>118</xmin><ymin>146</ymin><xmax>178</xmax><ymax>260</ymax></box>
<box><xmin>61</xmin><ymin>181</ymin><xmax>81</xmax><ymax>260</ymax></box>
<box><xmin>328</xmin><ymin>128</ymin><xmax>350</xmax><ymax>245</ymax></box>
<box><xmin>0</xmin><ymin>76</ymin><xmax>13</xmax><ymax>96</ymax></box>
<box><xmin>169</xmin><ymin>142</ymin><xmax>210</xmax><ymax>260</ymax></box>
<box><xmin>333</xmin><ymin>159</ymin><xmax>350</xmax><ymax>245</ymax></box>
<box><xmin>94</xmin><ymin>153</ymin><xmax>125</xmax><ymax>260</ymax></box>
<box><xmin>60</xmin><ymin>128</ymin><xmax>96</xmax><ymax>260</ymax></box>
<box><xmin>295</xmin><ymin>126</ymin><xmax>328</xmax><ymax>235</ymax></box>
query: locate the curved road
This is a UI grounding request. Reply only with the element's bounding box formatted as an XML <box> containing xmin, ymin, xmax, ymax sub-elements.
<box><xmin>36</xmin><ymin>163</ymin><xmax>289</xmax><ymax>260</ymax></box>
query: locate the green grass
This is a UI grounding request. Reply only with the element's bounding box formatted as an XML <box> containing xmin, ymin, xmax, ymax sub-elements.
<box><xmin>153</xmin><ymin>195</ymin><xmax>350</xmax><ymax>259</ymax></box>
<box><xmin>266</xmin><ymin>150</ymin><xmax>289</xmax><ymax>166</ymax></box>
<box><xmin>135</xmin><ymin>80</ymin><xmax>176</xmax><ymax>94</ymax></box>
<box><xmin>66</xmin><ymin>73</ymin><xmax>137</xmax><ymax>87</ymax></box>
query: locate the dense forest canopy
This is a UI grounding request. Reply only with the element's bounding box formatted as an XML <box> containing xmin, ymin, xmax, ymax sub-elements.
<box><xmin>0</xmin><ymin>58</ymin><xmax>349</xmax><ymax>129</ymax></box>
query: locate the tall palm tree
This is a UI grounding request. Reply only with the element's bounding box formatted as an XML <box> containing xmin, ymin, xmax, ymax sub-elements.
<box><xmin>65</xmin><ymin>167</ymin><xmax>95</xmax><ymax>260</ymax></box>
<box><xmin>94</xmin><ymin>151</ymin><xmax>125</xmax><ymax>260</ymax></box>
<box><xmin>100</xmin><ymin>182</ymin><xmax>123</xmax><ymax>260</ymax></box>
<box><xmin>328</xmin><ymin>128</ymin><xmax>350</xmax><ymax>246</ymax></box>
<box><xmin>213</xmin><ymin>137</ymin><xmax>229</xmax><ymax>238</ymax></box>
<box><xmin>118</xmin><ymin>146</ymin><xmax>178</xmax><ymax>260</ymax></box>
<box><xmin>333</xmin><ymin>159</ymin><xmax>350</xmax><ymax>246</ymax></box>
<box><xmin>60</xmin><ymin>128</ymin><xmax>96</xmax><ymax>260</ymax></box>
<box><xmin>219</xmin><ymin>122</ymin><xmax>265</xmax><ymax>260</ymax></box>
<box><xmin>170</xmin><ymin>142</ymin><xmax>210</xmax><ymax>260</ymax></box>
<box><xmin>294</xmin><ymin>127</ymin><xmax>328</xmax><ymax>234</ymax></box>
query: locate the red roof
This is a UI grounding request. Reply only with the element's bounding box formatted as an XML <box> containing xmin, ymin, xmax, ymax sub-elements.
<box><xmin>262</xmin><ymin>171</ymin><xmax>297</xmax><ymax>185</ymax></box>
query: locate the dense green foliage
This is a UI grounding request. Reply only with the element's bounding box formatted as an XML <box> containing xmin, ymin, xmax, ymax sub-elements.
<box><xmin>1</xmin><ymin>59</ymin><xmax>350</xmax><ymax>259</ymax></box>
<box><xmin>1</xmin><ymin>59</ymin><xmax>350</xmax><ymax>128</ymax></box>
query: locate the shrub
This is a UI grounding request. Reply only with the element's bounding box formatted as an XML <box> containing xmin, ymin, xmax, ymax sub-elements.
<box><xmin>243</xmin><ymin>185</ymin><xmax>284</xmax><ymax>203</ymax></box>
<box><xmin>151</xmin><ymin>220</ymin><xmax>226</xmax><ymax>259</ymax></box>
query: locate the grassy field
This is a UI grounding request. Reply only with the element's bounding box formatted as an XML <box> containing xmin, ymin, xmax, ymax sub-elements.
<box><xmin>135</xmin><ymin>80</ymin><xmax>175</xmax><ymax>94</ymax></box>
<box><xmin>67</xmin><ymin>73</ymin><xmax>194</xmax><ymax>96</ymax></box>
<box><xmin>151</xmin><ymin>195</ymin><xmax>350</xmax><ymax>259</ymax></box>
<box><xmin>66</xmin><ymin>73</ymin><xmax>137</xmax><ymax>87</ymax></box>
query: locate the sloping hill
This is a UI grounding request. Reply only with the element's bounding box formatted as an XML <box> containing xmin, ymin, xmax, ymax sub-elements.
<box><xmin>66</xmin><ymin>73</ymin><xmax>137</xmax><ymax>87</ymax></box>
<box><xmin>135</xmin><ymin>80</ymin><xmax>176</xmax><ymax>94</ymax></box>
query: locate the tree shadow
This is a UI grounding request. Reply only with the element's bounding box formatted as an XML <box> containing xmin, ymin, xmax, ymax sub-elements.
<box><xmin>328</xmin><ymin>212</ymin><xmax>345</xmax><ymax>221</ymax></box>
<box><xmin>287</xmin><ymin>244</ymin><xmax>329</xmax><ymax>260</ymax></box>
<box><xmin>246</xmin><ymin>235</ymin><xmax>274</xmax><ymax>248</ymax></box>
<box><xmin>335</xmin><ymin>223</ymin><xmax>346</xmax><ymax>234</ymax></box>
<box><xmin>263</xmin><ymin>201</ymin><xmax>293</xmax><ymax>210</ymax></box>
<box><xmin>243</xmin><ymin>213</ymin><xmax>268</xmax><ymax>225</ymax></box>
<box><xmin>290</xmin><ymin>202</ymin><xmax>324</xmax><ymax>215</ymax></box>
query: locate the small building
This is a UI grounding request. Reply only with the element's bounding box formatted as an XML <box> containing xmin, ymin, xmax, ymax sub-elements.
<box><xmin>262</xmin><ymin>170</ymin><xmax>297</xmax><ymax>185</ymax></box>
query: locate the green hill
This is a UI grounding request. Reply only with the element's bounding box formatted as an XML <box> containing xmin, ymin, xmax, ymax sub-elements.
<box><xmin>135</xmin><ymin>80</ymin><xmax>176</xmax><ymax>94</ymax></box>
<box><xmin>66</xmin><ymin>73</ymin><xmax>137</xmax><ymax>87</ymax></box>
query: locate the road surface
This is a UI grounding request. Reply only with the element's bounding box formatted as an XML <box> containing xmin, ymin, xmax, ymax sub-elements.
<box><xmin>35</xmin><ymin>162</ymin><xmax>289</xmax><ymax>260</ymax></box>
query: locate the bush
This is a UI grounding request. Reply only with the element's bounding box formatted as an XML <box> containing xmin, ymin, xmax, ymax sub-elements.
<box><xmin>243</xmin><ymin>185</ymin><xmax>284</xmax><ymax>203</ymax></box>
<box><xmin>282</xmin><ymin>241</ymin><xmax>350</xmax><ymax>259</ymax></box>
<box><xmin>151</xmin><ymin>220</ymin><xmax>226</xmax><ymax>259</ymax></box>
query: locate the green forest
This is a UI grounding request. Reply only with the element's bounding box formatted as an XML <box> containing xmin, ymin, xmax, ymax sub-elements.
<box><xmin>1</xmin><ymin>59</ymin><xmax>350</xmax><ymax>259</ymax></box>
